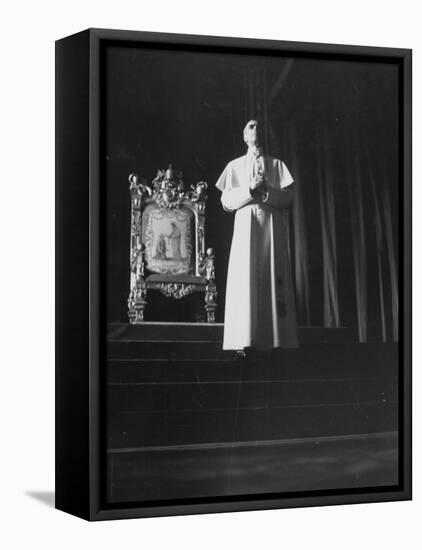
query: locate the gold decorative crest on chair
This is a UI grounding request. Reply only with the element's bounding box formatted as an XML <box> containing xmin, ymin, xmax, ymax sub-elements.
<box><xmin>127</xmin><ymin>166</ymin><xmax>217</xmax><ymax>323</ymax></box>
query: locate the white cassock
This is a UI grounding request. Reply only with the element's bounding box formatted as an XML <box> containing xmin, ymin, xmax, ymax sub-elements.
<box><xmin>216</xmin><ymin>151</ymin><xmax>298</xmax><ymax>350</ymax></box>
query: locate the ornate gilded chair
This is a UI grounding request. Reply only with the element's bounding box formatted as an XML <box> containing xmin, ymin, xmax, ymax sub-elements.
<box><xmin>127</xmin><ymin>165</ymin><xmax>217</xmax><ymax>323</ymax></box>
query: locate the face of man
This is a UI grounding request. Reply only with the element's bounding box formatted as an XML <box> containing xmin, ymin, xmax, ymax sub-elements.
<box><xmin>243</xmin><ymin>120</ymin><xmax>263</xmax><ymax>146</ymax></box>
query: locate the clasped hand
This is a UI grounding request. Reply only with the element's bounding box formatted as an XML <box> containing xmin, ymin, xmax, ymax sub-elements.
<box><xmin>250</xmin><ymin>174</ymin><xmax>268</xmax><ymax>203</ymax></box>
<box><xmin>250</xmin><ymin>172</ymin><xmax>265</xmax><ymax>190</ymax></box>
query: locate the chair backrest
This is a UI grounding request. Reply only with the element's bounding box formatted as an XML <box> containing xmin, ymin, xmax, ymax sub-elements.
<box><xmin>129</xmin><ymin>166</ymin><xmax>208</xmax><ymax>279</ymax></box>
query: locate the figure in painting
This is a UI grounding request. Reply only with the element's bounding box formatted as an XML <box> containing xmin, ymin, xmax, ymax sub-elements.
<box><xmin>168</xmin><ymin>222</ymin><xmax>182</xmax><ymax>261</ymax></box>
<box><xmin>216</xmin><ymin>120</ymin><xmax>298</xmax><ymax>351</ymax></box>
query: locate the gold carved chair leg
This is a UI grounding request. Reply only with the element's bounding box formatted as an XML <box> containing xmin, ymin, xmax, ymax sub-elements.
<box><xmin>204</xmin><ymin>281</ymin><xmax>217</xmax><ymax>323</ymax></box>
<box><xmin>128</xmin><ymin>244</ymin><xmax>147</xmax><ymax>324</ymax></box>
<box><xmin>199</xmin><ymin>248</ymin><xmax>217</xmax><ymax>323</ymax></box>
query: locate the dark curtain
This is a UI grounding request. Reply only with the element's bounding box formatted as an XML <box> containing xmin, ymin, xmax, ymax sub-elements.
<box><xmin>104</xmin><ymin>46</ymin><xmax>399</xmax><ymax>342</ymax></box>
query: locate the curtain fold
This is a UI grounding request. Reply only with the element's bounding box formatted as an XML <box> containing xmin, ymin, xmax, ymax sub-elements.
<box><xmin>290</xmin><ymin>123</ymin><xmax>311</xmax><ymax>326</ymax></box>
<box><xmin>365</xmin><ymin>146</ymin><xmax>387</xmax><ymax>342</ymax></box>
<box><xmin>317</xmin><ymin>131</ymin><xmax>340</xmax><ymax>328</ymax></box>
<box><xmin>347</xmin><ymin>140</ymin><xmax>367</xmax><ymax>342</ymax></box>
<box><xmin>383</xmin><ymin>186</ymin><xmax>399</xmax><ymax>342</ymax></box>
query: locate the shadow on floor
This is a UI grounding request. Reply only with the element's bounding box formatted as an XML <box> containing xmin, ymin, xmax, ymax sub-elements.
<box><xmin>25</xmin><ymin>491</ymin><xmax>55</xmax><ymax>508</ymax></box>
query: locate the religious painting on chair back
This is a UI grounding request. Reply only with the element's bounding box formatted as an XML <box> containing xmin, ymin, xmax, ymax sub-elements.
<box><xmin>55</xmin><ymin>29</ymin><xmax>412</xmax><ymax>521</ymax></box>
<box><xmin>143</xmin><ymin>206</ymin><xmax>194</xmax><ymax>274</ymax></box>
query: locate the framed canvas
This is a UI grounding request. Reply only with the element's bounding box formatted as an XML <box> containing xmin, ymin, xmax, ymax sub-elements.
<box><xmin>55</xmin><ymin>28</ymin><xmax>412</xmax><ymax>520</ymax></box>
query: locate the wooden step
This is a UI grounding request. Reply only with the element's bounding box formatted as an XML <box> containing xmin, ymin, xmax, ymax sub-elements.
<box><xmin>107</xmin><ymin>378</ymin><xmax>397</xmax><ymax>413</ymax></box>
<box><xmin>107</xmin><ymin>322</ymin><xmax>224</xmax><ymax>342</ymax></box>
<box><xmin>106</xmin><ymin>340</ymin><xmax>398</xmax><ymax>364</ymax></box>
<box><xmin>107</xmin><ymin>340</ymin><xmax>233</xmax><ymax>361</ymax></box>
<box><xmin>107</xmin><ymin>322</ymin><xmax>354</xmax><ymax>344</ymax></box>
<box><xmin>107</xmin><ymin>401</ymin><xmax>398</xmax><ymax>449</ymax></box>
<box><xmin>107</xmin><ymin>357</ymin><xmax>397</xmax><ymax>384</ymax></box>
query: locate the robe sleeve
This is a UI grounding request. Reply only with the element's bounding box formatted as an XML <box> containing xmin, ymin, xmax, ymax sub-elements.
<box><xmin>216</xmin><ymin>162</ymin><xmax>253</xmax><ymax>212</ymax></box>
<box><xmin>264</xmin><ymin>160</ymin><xmax>295</xmax><ymax>210</ymax></box>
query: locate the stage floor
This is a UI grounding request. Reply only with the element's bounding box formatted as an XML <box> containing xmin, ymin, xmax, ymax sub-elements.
<box><xmin>107</xmin><ymin>431</ymin><xmax>399</xmax><ymax>503</ymax></box>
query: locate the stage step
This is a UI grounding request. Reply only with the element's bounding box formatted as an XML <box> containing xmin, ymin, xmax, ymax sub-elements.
<box><xmin>107</xmin><ymin>340</ymin><xmax>233</xmax><ymax>361</ymax></box>
<box><xmin>107</xmin><ymin>322</ymin><xmax>224</xmax><ymax>342</ymax></box>
<box><xmin>107</xmin><ymin>322</ymin><xmax>353</xmax><ymax>344</ymax></box>
<box><xmin>108</xmin><ymin>402</ymin><xmax>397</xmax><ymax>449</ymax></box>
<box><xmin>107</xmin><ymin>378</ymin><xmax>397</xmax><ymax>414</ymax></box>
<box><xmin>106</xmin><ymin>340</ymin><xmax>398</xmax><ymax>372</ymax></box>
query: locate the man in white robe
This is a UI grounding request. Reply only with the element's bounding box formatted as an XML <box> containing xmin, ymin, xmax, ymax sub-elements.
<box><xmin>216</xmin><ymin>120</ymin><xmax>298</xmax><ymax>351</ymax></box>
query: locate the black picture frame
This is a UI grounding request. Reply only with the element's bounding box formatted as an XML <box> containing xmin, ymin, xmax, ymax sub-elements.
<box><xmin>55</xmin><ymin>28</ymin><xmax>412</xmax><ymax>521</ymax></box>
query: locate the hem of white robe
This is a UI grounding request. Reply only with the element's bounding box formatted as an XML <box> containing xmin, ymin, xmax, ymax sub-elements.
<box><xmin>222</xmin><ymin>333</ymin><xmax>299</xmax><ymax>351</ymax></box>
